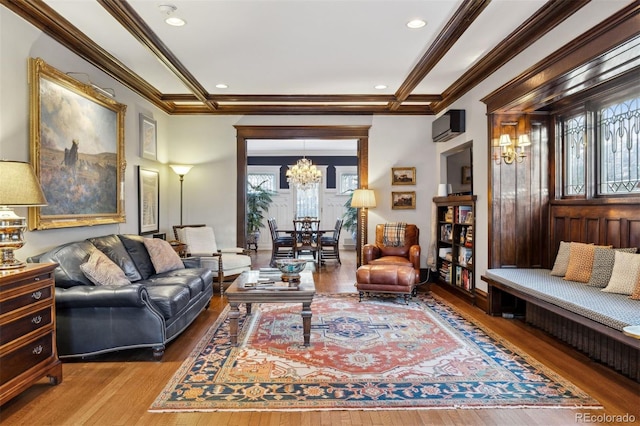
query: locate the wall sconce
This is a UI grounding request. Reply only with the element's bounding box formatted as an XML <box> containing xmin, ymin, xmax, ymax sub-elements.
<box><xmin>497</xmin><ymin>122</ymin><xmax>531</xmax><ymax>164</ymax></box>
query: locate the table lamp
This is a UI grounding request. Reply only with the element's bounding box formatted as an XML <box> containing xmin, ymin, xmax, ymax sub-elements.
<box><xmin>0</xmin><ymin>160</ymin><xmax>48</xmax><ymax>269</ymax></box>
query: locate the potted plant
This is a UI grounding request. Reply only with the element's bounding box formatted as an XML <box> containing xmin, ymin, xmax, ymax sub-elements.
<box><xmin>246</xmin><ymin>180</ymin><xmax>274</xmax><ymax>249</ymax></box>
<box><xmin>342</xmin><ymin>190</ymin><xmax>358</xmax><ymax>244</ymax></box>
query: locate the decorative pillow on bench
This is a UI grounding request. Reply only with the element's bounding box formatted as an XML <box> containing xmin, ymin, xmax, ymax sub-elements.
<box><xmin>602</xmin><ymin>250</ymin><xmax>640</xmax><ymax>295</ymax></box>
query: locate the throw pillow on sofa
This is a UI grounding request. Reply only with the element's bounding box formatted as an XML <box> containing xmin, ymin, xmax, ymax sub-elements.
<box><xmin>587</xmin><ymin>247</ymin><xmax>638</xmax><ymax>287</ymax></box>
<box><xmin>564</xmin><ymin>242</ymin><xmax>597</xmax><ymax>283</ymax></box>
<box><xmin>550</xmin><ymin>241</ymin><xmax>571</xmax><ymax>277</ymax></box>
<box><xmin>602</xmin><ymin>251</ymin><xmax>640</xmax><ymax>295</ymax></box>
<box><xmin>143</xmin><ymin>238</ymin><xmax>185</xmax><ymax>273</ymax></box>
<box><xmin>80</xmin><ymin>249</ymin><xmax>131</xmax><ymax>287</ymax></box>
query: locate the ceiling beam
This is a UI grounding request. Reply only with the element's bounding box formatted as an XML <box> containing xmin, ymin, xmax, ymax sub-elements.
<box><xmin>389</xmin><ymin>0</ymin><xmax>490</xmax><ymax>111</ymax></box>
<box><xmin>97</xmin><ymin>0</ymin><xmax>218</xmax><ymax>111</ymax></box>
<box><xmin>430</xmin><ymin>0</ymin><xmax>592</xmax><ymax>114</ymax></box>
<box><xmin>160</xmin><ymin>94</ymin><xmax>442</xmax><ymax>103</ymax></box>
<box><xmin>0</xmin><ymin>0</ymin><xmax>169</xmax><ymax>112</ymax></box>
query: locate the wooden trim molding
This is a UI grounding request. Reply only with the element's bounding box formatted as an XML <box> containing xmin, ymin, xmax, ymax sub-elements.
<box><xmin>235</xmin><ymin>126</ymin><xmax>370</xmax><ymax>250</ymax></box>
<box><xmin>482</xmin><ymin>2</ymin><xmax>640</xmax><ymax>113</ymax></box>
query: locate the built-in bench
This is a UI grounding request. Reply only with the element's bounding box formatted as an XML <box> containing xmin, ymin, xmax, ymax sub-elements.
<box><xmin>482</xmin><ymin>268</ymin><xmax>640</xmax><ymax>382</ymax></box>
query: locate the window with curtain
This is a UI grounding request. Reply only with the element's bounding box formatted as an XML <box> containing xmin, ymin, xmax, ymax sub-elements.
<box><xmin>558</xmin><ymin>93</ymin><xmax>640</xmax><ymax>198</ymax></box>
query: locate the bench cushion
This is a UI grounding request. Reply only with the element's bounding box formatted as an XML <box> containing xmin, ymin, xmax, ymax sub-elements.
<box><xmin>485</xmin><ymin>268</ymin><xmax>640</xmax><ymax>332</ymax></box>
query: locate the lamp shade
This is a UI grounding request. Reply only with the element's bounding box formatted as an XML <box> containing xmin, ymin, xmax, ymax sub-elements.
<box><xmin>170</xmin><ymin>164</ymin><xmax>193</xmax><ymax>176</ymax></box>
<box><xmin>0</xmin><ymin>160</ymin><xmax>47</xmax><ymax>206</ymax></box>
<box><xmin>498</xmin><ymin>134</ymin><xmax>512</xmax><ymax>147</ymax></box>
<box><xmin>517</xmin><ymin>134</ymin><xmax>531</xmax><ymax>147</ymax></box>
<box><xmin>351</xmin><ymin>189</ymin><xmax>376</xmax><ymax>208</ymax></box>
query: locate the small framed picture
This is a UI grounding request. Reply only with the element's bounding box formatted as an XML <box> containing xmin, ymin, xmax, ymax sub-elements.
<box><xmin>139</xmin><ymin>113</ymin><xmax>157</xmax><ymax>160</ymax></box>
<box><xmin>462</xmin><ymin>166</ymin><xmax>472</xmax><ymax>184</ymax></box>
<box><xmin>391</xmin><ymin>167</ymin><xmax>416</xmax><ymax>185</ymax></box>
<box><xmin>138</xmin><ymin>167</ymin><xmax>159</xmax><ymax>235</ymax></box>
<box><xmin>392</xmin><ymin>191</ymin><xmax>416</xmax><ymax>209</ymax></box>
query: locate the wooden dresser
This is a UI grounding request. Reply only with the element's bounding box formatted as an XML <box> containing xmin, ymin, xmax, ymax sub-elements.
<box><xmin>0</xmin><ymin>263</ymin><xmax>62</xmax><ymax>405</ymax></box>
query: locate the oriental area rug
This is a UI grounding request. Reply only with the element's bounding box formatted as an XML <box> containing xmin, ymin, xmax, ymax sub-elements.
<box><xmin>149</xmin><ymin>293</ymin><xmax>600</xmax><ymax>412</ymax></box>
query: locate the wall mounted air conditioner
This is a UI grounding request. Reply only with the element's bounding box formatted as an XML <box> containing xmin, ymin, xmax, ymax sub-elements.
<box><xmin>432</xmin><ymin>109</ymin><xmax>465</xmax><ymax>143</ymax></box>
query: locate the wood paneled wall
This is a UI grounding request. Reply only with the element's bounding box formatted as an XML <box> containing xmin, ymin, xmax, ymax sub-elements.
<box><xmin>550</xmin><ymin>201</ymin><xmax>640</xmax><ymax>263</ymax></box>
<box><xmin>488</xmin><ymin>113</ymin><xmax>550</xmax><ymax>269</ymax></box>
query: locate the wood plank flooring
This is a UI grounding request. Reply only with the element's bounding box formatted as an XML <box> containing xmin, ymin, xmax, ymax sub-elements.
<box><xmin>1</xmin><ymin>250</ymin><xmax>638</xmax><ymax>425</ymax></box>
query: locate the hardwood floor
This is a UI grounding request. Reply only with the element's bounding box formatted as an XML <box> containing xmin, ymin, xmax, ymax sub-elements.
<box><xmin>2</xmin><ymin>250</ymin><xmax>639</xmax><ymax>425</ymax></box>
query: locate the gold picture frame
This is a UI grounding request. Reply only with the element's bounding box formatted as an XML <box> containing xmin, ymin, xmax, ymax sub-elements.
<box><xmin>28</xmin><ymin>58</ymin><xmax>127</xmax><ymax>230</ymax></box>
<box><xmin>392</xmin><ymin>191</ymin><xmax>416</xmax><ymax>209</ymax></box>
<box><xmin>391</xmin><ymin>167</ymin><xmax>416</xmax><ymax>185</ymax></box>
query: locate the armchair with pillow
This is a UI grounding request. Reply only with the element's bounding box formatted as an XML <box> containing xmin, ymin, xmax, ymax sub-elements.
<box><xmin>173</xmin><ymin>224</ymin><xmax>252</xmax><ymax>295</ymax></box>
<box><xmin>363</xmin><ymin>223</ymin><xmax>421</xmax><ymax>275</ymax></box>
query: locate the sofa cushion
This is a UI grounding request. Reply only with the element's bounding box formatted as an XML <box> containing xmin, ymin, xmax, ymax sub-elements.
<box><xmin>602</xmin><ymin>251</ymin><xmax>640</xmax><ymax>295</ymax></box>
<box><xmin>587</xmin><ymin>247</ymin><xmax>638</xmax><ymax>288</ymax></box>
<box><xmin>369</xmin><ymin>256</ymin><xmax>413</xmax><ymax>267</ymax></box>
<box><xmin>550</xmin><ymin>241</ymin><xmax>571</xmax><ymax>277</ymax></box>
<box><xmin>484</xmin><ymin>268</ymin><xmax>640</xmax><ymax>331</ymax></box>
<box><xmin>80</xmin><ymin>249</ymin><xmax>131</xmax><ymax>287</ymax></box>
<box><xmin>144</xmin><ymin>284</ymin><xmax>192</xmax><ymax>319</ymax></box>
<box><xmin>143</xmin><ymin>238</ymin><xmax>185</xmax><ymax>273</ymax></box>
<box><xmin>118</xmin><ymin>234</ymin><xmax>155</xmax><ymax>280</ymax></box>
<box><xmin>29</xmin><ymin>241</ymin><xmax>96</xmax><ymax>288</ymax></box>
<box><xmin>88</xmin><ymin>235</ymin><xmax>142</xmax><ymax>282</ymax></box>
<box><xmin>144</xmin><ymin>272</ymin><xmax>207</xmax><ymax>298</ymax></box>
<box><xmin>199</xmin><ymin>254</ymin><xmax>252</xmax><ymax>274</ymax></box>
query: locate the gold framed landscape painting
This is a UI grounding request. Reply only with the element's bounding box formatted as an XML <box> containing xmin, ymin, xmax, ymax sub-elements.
<box><xmin>392</xmin><ymin>191</ymin><xmax>416</xmax><ymax>209</ymax></box>
<box><xmin>391</xmin><ymin>167</ymin><xmax>416</xmax><ymax>185</ymax></box>
<box><xmin>28</xmin><ymin>58</ymin><xmax>127</xmax><ymax>230</ymax></box>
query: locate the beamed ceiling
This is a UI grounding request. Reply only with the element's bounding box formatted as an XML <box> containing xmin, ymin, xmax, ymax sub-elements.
<box><xmin>1</xmin><ymin>0</ymin><xmax>631</xmax><ymax>115</ymax></box>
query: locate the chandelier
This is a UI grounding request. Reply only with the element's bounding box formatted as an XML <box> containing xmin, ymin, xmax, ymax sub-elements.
<box><xmin>286</xmin><ymin>157</ymin><xmax>322</xmax><ymax>190</ymax></box>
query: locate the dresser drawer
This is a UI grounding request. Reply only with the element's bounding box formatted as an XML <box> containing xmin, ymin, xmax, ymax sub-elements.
<box><xmin>0</xmin><ymin>271</ymin><xmax>53</xmax><ymax>293</ymax></box>
<box><xmin>0</xmin><ymin>306</ymin><xmax>53</xmax><ymax>347</ymax></box>
<box><xmin>0</xmin><ymin>332</ymin><xmax>54</xmax><ymax>385</ymax></box>
<box><xmin>0</xmin><ymin>285</ymin><xmax>52</xmax><ymax>315</ymax></box>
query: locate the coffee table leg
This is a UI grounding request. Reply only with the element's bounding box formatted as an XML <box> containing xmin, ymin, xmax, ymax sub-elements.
<box><xmin>301</xmin><ymin>301</ymin><xmax>312</xmax><ymax>346</ymax></box>
<box><xmin>228</xmin><ymin>302</ymin><xmax>240</xmax><ymax>346</ymax></box>
<box><xmin>246</xmin><ymin>303</ymin><xmax>252</xmax><ymax>315</ymax></box>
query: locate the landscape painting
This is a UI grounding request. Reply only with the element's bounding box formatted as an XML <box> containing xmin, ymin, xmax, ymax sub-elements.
<box><xmin>28</xmin><ymin>58</ymin><xmax>126</xmax><ymax>230</ymax></box>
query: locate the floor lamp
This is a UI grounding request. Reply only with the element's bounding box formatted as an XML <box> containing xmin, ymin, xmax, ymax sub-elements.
<box><xmin>350</xmin><ymin>188</ymin><xmax>376</xmax><ymax>266</ymax></box>
<box><xmin>170</xmin><ymin>164</ymin><xmax>193</xmax><ymax>225</ymax></box>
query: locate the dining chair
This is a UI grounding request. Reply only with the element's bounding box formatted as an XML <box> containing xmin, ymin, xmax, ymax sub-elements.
<box><xmin>293</xmin><ymin>218</ymin><xmax>321</xmax><ymax>267</ymax></box>
<box><xmin>320</xmin><ymin>218</ymin><xmax>343</xmax><ymax>265</ymax></box>
<box><xmin>267</xmin><ymin>218</ymin><xmax>295</xmax><ymax>266</ymax></box>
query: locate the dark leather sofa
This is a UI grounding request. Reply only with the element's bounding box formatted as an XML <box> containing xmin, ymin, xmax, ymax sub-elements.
<box><xmin>27</xmin><ymin>234</ymin><xmax>214</xmax><ymax>360</ymax></box>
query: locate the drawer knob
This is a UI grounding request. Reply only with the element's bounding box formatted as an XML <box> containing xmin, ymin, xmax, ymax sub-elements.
<box><xmin>35</xmin><ymin>277</ymin><xmax>40</xmax><ymax>281</ymax></box>
<box><xmin>31</xmin><ymin>315</ymin><xmax>42</xmax><ymax>324</ymax></box>
<box><xmin>32</xmin><ymin>345</ymin><xmax>43</xmax><ymax>355</ymax></box>
<box><xmin>31</xmin><ymin>291</ymin><xmax>43</xmax><ymax>300</ymax></box>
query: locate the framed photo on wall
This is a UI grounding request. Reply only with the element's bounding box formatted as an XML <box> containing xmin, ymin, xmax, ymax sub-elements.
<box><xmin>28</xmin><ymin>57</ymin><xmax>126</xmax><ymax>230</ymax></box>
<box><xmin>138</xmin><ymin>167</ymin><xmax>160</xmax><ymax>235</ymax></box>
<box><xmin>139</xmin><ymin>113</ymin><xmax>157</xmax><ymax>160</ymax></box>
<box><xmin>392</xmin><ymin>191</ymin><xmax>416</xmax><ymax>209</ymax></box>
<box><xmin>462</xmin><ymin>166</ymin><xmax>472</xmax><ymax>184</ymax></box>
<box><xmin>391</xmin><ymin>167</ymin><xmax>416</xmax><ymax>185</ymax></box>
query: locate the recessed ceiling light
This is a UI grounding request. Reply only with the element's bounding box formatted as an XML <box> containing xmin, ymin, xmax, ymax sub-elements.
<box><xmin>165</xmin><ymin>16</ymin><xmax>186</xmax><ymax>26</ymax></box>
<box><xmin>407</xmin><ymin>19</ymin><xmax>426</xmax><ymax>29</ymax></box>
<box><xmin>374</xmin><ymin>84</ymin><xmax>387</xmax><ymax>90</ymax></box>
<box><xmin>215</xmin><ymin>83</ymin><xmax>228</xmax><ymax>89</ymax></box>
<box><xmin>159</xmin><ymin>4</ymin><xmax>186</xmax><ymax>26</ymax></box>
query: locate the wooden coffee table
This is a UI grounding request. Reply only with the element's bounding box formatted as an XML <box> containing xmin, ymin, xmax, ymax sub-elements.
<box><xmin>225</xmin><ymin>270</ymin><xmax>315</xmax><ymax>346</ymax></box>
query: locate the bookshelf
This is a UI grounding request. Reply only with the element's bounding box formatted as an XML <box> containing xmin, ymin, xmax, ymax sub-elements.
<box><xmin>433</xmin><ymin>195</ymin><xmax>476</xmax><ymax>303</ymax></box>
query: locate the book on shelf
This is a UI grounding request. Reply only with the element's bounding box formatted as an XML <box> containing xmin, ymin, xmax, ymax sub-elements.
<box><xmin>440</xmin><ymin>224</ymin><xmax>452</xmax><ymax>242</ymax></box>
<box><xmin>457</xmin><ymin>206</ymin><xmax>472</xmax><ymax>223</ymax></box>
<box><xmin>458</xmin><ymin>247</ymin><xmax>473</xmax><ymax>266</ymax></box>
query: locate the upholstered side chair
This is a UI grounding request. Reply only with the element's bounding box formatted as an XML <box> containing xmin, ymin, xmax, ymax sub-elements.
<box><xmin>173</xmin><ymin>224</ymin><xmax>252</xmax><ymax>295</ymax></box>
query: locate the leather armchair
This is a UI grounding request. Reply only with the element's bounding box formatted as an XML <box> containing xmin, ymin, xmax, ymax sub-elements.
<box><xmin>362</xmin><ymin>224</ymin><xmax>420</xmax><ymax>272</ymax></box>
